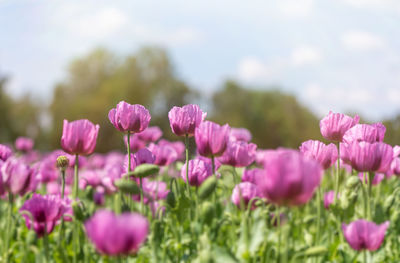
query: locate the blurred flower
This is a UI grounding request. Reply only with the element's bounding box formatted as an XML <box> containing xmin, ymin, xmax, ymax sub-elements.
<box><xmin>38</xmin><ymin>150</ymin><xmax>66</xmax><ymax>183</ymax></box>
<box><xmin>124</xmin><ymin>134</ymin><xmax>146</xmax><ymax>152</ymax></box>
<box><xmin>319</xmin><ymin>111</ymin><xmax>359</xmax><ymax>142</ymax></box>
<box><xmin>229</xmin><ymin>127</ymin><xmax>252</xmax><ymax>142</ymax></box>
<box><xmin>61</xmin><ymin>119</ymin><xmax>99</xmax><ymax>156</ymax></box>
<box><xmin>242</xmin><ymin>168</ymin><xmax>264</xmax><ymax>184</ymax></box>
<box><xmin>15</xmin><ymin>137</ymin><xmax>34</xmax><ymax>152</ymax></box>
<box><xmin>358</xmin><ymin>173</ymin><xmax>385</xmax><ymax>186</ymax></box>
<box><xmin>158</xmin><ymin>139</ymin><xmax>185</xmax><ymax>160</ymax></box>
<box><xmin>148</xmin><ymin>143</ymin><xmax>178</xmax><ymax>166</ymax></box>
<box><xmin>47</xmin><ymin>182</ymin><xmax>72</xmax><ymax>196</ymax></box>
<box><xmin>255</xmin><ymin>149</ymin><xmax>274</xmax><ymax>166</ymax></box>
<box><xmin>168</xmin><ymin>104</ymin><xmax>206</xmax><ymax>137</ymax></box>
<box><xmin>343</xmin><ymin>123</ymin><xmax>386</xmax><ymax>144</ymax></box>
<box><xmin>324</xmin><ymin>190</ymin><xmax>339</xmax><ymax>210</ymax></box>
<box><xmin>0</xmin><ymin>144</ymin><xmax>12</xmax><ymax>161</ymax></box>
<box><xmin>180</xmin><ymin>158</ymin><xmax>212</xmax><ymax>187</ymax></box>
<box><xmin>195</xmin><ymin>121</ymin><xmax>230</xmax><ymax>157</ymax></box>
<box><xmin>84</xmin><ymin>209</ymin><xmax>148</xmax><ymax>256</ymax></box>
<box><xmin>20</xmin><ymin>194</ymin><xmax>69</xmax><ymax>237</ymax></box>
<box><xmin>341</xmin><ymin>141</ymin><xmax>393</xmax><ymax>173</ymax></box>
<box><xmin>149</xmin><ymin>201</ymin><xmax>165</xmax><ymax>218</ymax></box>
<box><xmin>231</xmin><ymin>182</ymin><xmax>259</xmax><ymax>209</ymax></box>
<box><xmin>133</xmin><ymin>179</ymin><xmax>169</xmax><ymax>204</ymax></box>
<box><xmin>136</xmin><ymin>126</ymin><xmax>163</xmax><ymax>142</ymax></box>
<box><xmin>108</xmin><ymin>101</ymin><xmax>151</xmax><ymax>133</ymax></box>
<box><xmin>1</xmin><ymin>157</ymin><xmax>35</xmax><ymax>195</ymax></box>
<box><xmin>217</xmin><ymin>141</ymin><xmax>257</xmax><ymax>167</ymax></box>
<box><xmin>87</xmin><ymin>154</ymin><xmax>106</xmax><ymax>169</ymax></box>
<box><xmin>255</xmin><ymin>149</ymin><xmax>322</xmax><ymax>206</ymax></box>
<box><xmin>124</xmin><ymin>148</ymin><xmax>155</xmax><ymax>172</ymax></box>
<box><xmin>299</xmin><ymin>140</ymin><xmax>338</xmax><ymax>170</ymax></box>
<box><xmin>342</xmin><ymin>220</ymin><xmax>389</xmax><ymax>251</ymax></box>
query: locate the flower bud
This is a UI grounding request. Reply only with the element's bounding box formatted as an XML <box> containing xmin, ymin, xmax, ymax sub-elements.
<box><xmin>198</xmin><ymin>177</ymin><xmax>217</xmax><ymax>200</ymax></box>
<box><xmin>56</xmin><ymin>156</ymin><xmax>70</xmax><ymax>171</ymax></box>
<box><xmin>166</xmin><ymin>191</ymin><xmax>176</xmax><ymax>208</ymax></box>
<box><xmin>133</xmin><ymin>164</ymin><xmax>159</xmax><ymax>178</ymax></box>
<box><xmin>114</xmin><ymin>180</ymin><xmax>141</xmax><ymax>194</ymax></box>
<box><xmin>346</xmin><ymin>176</ymin><xmax>360</xmax><ymax>189</ymax></box>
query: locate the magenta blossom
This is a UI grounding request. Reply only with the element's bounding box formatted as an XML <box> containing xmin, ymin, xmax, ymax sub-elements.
<box><xmin>158</xmin><ymin>139</ymin><xmax>185</xmax><ymax>160</ymax></box>
<box><xmin>180</xmin><ymin>158</ymin><xmax>212</xmax><ymax>187</ymax></box>
<box><xmin>124</xmin><ymin>148</ymin><xmax>155</xmax><ymax>172</ymax></box>
<box><xmin>341</xmin><ymin>141</ymin><xmax>393</xmax><ymax>173</ymax></box>
<box><xmin>0</xmin><ymin>144</ymin><xmax>12</xmax><ymax>161</ymax></box>
<box><xmin>358</xmin><ymin>173</ymin><xmax>385</xmax><ymax>186</ymax></box>
<box><xmin>342</xmin><ymin>220</ymin><xmax>389</xmax><ymax>251</ymax></box>
<box><xmin>195</xmin><ymin>121</ymin><xmax>230</xmax><ymax>157</ymax></box>
<box><xmin>230</xmin><ymin>127</ymin><xmax>252</xmax><ymax>142</ymax></box>
<box><xmin>85</xmin><ymin>210</ymin><xmax>149</xmax><ymax>256</ymax></box>
<box><xmin>148</xmin><ymin>143</ymin><xmax>178</xmax><ymax>166</ymax></box>
<box><xmin>320</xmin><ymin>111</ymin><xmax>360</xmax><ymax>142</ymax></box>
<box><xmin>1</xmin><ymin>157</ymin><xmax>35</xmax><ymax>195</ymax></box>
<box><xmin>136</xmin><ymin>126</ymin><xmax>163</xmax><ymax>142</ymax></box>
<box><xmin>255</xmin><ymin>149</ymin><xmax>322</xmax><ymax>206</ymax></box>
<box><xmin>217</xmin><ymin>141</ymin><xmax>257</xmax><ymax>167</ymax></box>
<box><xmin>61</xmin><ymin>119</ymin><xmax>99</xmax><ymax>156</ymax></box>
<box><xmin>20</xmin><ymin>194</ymin><xmax>69</xmax><ymax>237</ymax></box>
<box><xmin>242</xmin><ymin>168</ymin><xmax>264</xmax><ymax>184</ymax></box>
<box><xmin>124</xmin><ymin>134</ymin><xmax>146</xmax><ymax>152</ymax></box>
<box><xmin>324</xmin><ymin>191</ymin><xmax>339</xmax><ymax>210</ymax></box>
<box><xmin>231</xmin><ymin>182</ymin><xmax>259</xmax><ymax>209</ymax></box>
<box><xmin>15</xmin><ymin>137</ymin><xmax>34</xmax><ymax>152</ymax></box>
<box><xmin>299</xmin><ymin>140</ymin><xmax>338</xmax><ymax>170</ymax></box>
<box><xmin>255</xmin><ymin>149</ymin><xmax>275</xmax><ymax>166</ymax></box>
<box><xmin>168</xmin><ymin>104</ymin><xmax>206</xmax><ymax>137</ymax></box>
<box><xmin>343</xmin><ymin>123</ymin><xmax>386</xmax><ymax>144</ymax></box>
<box><xmin>108</xmin><ymin>101</ymin><xmax>151</xmax><ymax>133</ymax></box>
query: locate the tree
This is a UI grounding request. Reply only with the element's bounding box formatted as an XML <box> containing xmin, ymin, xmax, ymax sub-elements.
<box><xmin>211</xmin><ymin>80</ymin><xmax>321</xmax><ymax>149</ymax></box>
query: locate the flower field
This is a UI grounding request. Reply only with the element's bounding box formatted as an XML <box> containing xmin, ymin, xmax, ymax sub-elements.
<box><xmin>0</xmin><ymin>102</ymin><xmax>399</xmax><ymax>263</ymax></box>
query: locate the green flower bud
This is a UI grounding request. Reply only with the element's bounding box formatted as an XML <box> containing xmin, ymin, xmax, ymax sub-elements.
<box><xmin>114</xmin><ymin>179</ymin><xmax>141</xmax><ymax>194</ymax></box>
<box><xmin>56</xmin><ymin>156</ymin><xmax>69</xmax><ymax>171</ymax></box>
<box><xmin>133</xmin><ymin>164</ymin><xmax>160</xmax><ymax>178</ymax></box>
<box><xmin>166</xmin><ymin>191</ymin><xmax>176</xmax><ymax>208</ymax></box>
<box><xmin>198</xmin><ymin>177</ymin><xmax>217</xmax><ymax>200</ymax></box>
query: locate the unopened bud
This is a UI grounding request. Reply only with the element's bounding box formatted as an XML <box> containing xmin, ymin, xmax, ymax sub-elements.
<box><xmin>56</xmin><ymin>156</ymin><xmax>69</xmax><ymax>171</ymax></box>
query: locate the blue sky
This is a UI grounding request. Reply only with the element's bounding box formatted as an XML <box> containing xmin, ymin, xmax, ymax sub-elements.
<box><xmin>1</xmin><ymin>0</ymin><xmax>400</xmax><ymax>120</ymax></box>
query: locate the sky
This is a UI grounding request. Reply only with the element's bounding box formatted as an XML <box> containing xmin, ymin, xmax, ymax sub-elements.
<box><xmin>1</xmin><ymin>0</ymin><xmax>400</xmax><ymax>120</ymax></box>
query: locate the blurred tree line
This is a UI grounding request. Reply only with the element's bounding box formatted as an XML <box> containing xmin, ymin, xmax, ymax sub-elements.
<box><xmin>1</xmin><ymin>46</ymin><xmax>400</xmax><ymax>152</ymax></box>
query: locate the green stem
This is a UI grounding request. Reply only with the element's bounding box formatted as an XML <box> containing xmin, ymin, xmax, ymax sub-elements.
<box><xmin>363</xmin><ymin>250</ymin><xmax>367</xmax><ymax>263</ymax></box>
<box><xmin>184</xmin><ymin>134</ymin><xmax>191</xmax><ymax>199</ymax></box>
<box><xmin>334</xmin><ymin>143</ymin><xmax>340</xmax><ymax>203</ymax></box>
<box><xmin>277</xmin><ymin>206</ymin><xmax>281</xmax><ymax>263</ymax></box>
<box><xmin>367</xmin><ymin>172</ymin><xmax>373</xmax><ymax>220</ymax></box>
<box><xmin>73</xmin><ymin>155</ymin><xmax>79</xmax><ymax>263</ymax></box>
<box><xmin>4</xmin><ymin>193</ymin><xmax>13</xmax><ymax>262</ymax></box>
<box><xmin>140</xmin><ymin>177</ymin><xmax>144</xmax><ymax>214</ymax></box>
<box><xmin>361</xmin><ymin>172</ymin><xmax>368</xmax><ymax>219</ymax></box>
<box><xmin>232</xmin><ymin>167</ymin><xmax>239</xmax><ymax>185</ymax></box>
<box><xmin>316</xmin><ymin>187</ymin><xmax>321</xmax><ymax>245</ymax></box>
<box><xmin>126</xmin><ymin>132</ymin><xmax>132</xmax><ymax>211</ymax></box>
<box><xmin>58</xmin><ymin>168</ymin><xmax>66</xmax><ymax>247</ymax></box>
<box><xmin>44</xmin><ymin>225</ymin><xmax>49</xmax><ymax>263</ymax></box>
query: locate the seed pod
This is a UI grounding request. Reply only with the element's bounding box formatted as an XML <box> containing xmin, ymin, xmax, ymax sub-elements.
<box><xmin>303</xmin><ymin>246</ymin><xmax>328</xmax><ymax>257</ymax></box>
<box><xmin>114</xmin><ymin>179</ymin><xmax>141</xmax><ymax>194</ymax></box>
<box><xmin>166</xmin><ymin>191</ymin><xmax>176</xmax><ymax>208</ymax></box>
<box><xmin>202</xmin><ymin>202</ymin><xmax>215</xmax><ymax>225</ymax></box>
<box><xmin>133</xmin><ymin>164</ymin><xmax>160</xmax><ymax>178</ymax></box>
<box><xmin>72</xmin><ymin>202</ymin><xmax>86</xmax><ymax>221</ymax></box>
<box><xmin>384</xmin><ymin>195</ymin><xmax>395</xmax><ymax>212</ymax></box>
<box><xmin>346</xmin><ymin>176</ymin><xmax>360</xmax><ymax>189</ymax></box>
<box><xmin>198</xmin><ymin>177</ymin><xmax>217</xmax><ymax>200</ymax></box>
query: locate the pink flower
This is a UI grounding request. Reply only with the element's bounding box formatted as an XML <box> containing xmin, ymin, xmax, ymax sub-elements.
<box><xmin>84</xmin><ymin>210</ymin><xmax>148</xmax><ymax>255</ymax></box>
<box><xmin>108</xmin><ymin>101</ymin><xmax>151</xmax><ymax>133</ymax></box>
<box><xmin>255</xmin><ymin>149</ymin><xmax>274</xmax><ymax>166</ymax></box>
<box><xmin>231</xmin><ymin>182</ymin><xmax>259</xmax><ymax>209</ymax></box>
<box><xmin>1</xmin><ymin>157</ymin><xmax>35</xmax><ymax>195</ymax></box>
<box><xmin>20</xmin><ymin>194</ymin><xmax>69</xmax><ymax>237</ymax></box>
<box><xmin>342</xmin><ymin>220</ymin><xmax>389</xmax><ymax>251</ymax></box>
<box><xmin>242</xmin><ymin>168</ymin><xmax>264</xmax><ymax>184</ymax></box>
<box><xmin>0</xmin><ymin>144</ymin><xmax>12</xmax><ymax>161</ymax></box>
<box><xmin>61</xmin><ymin>119</ymin><xmax>99</xmax><ymax>156</ymax></box>
<box><xmin>158</xmin><ymin>140</ymin><xmax>185</xmax><ymax>160</ymax></box>
<box><xmin>180</xmin><ymin>158</ymin><xmax>212</xmax><ymax>187</ymax></box>
<box><xmin>124</xmin><ymin>134</ymin><xmax>147</xmax><ymax>152</ymax></box>
<box><xmin>148</xmin><ymin>143</ymin><xmax>178</xmax><ymax>166</ymax></box>
<box><xmin>229</xmin><ymin>127</ymin><xmax>252</xmax><ymax>142</ymax></box>
<box><xmin>124</xmin><ymin>148</ymin><xmax>155</xmax><ymax>172</ymax></box>
<box><xmin>324</xmin><ymin>191</ymin><xmax>339</xmax><ymax>209</ymax></box>
<box><xmin>136</xmin><ymin>126</ymin><xmax>163</xmax><ymax>142</ymax></box>
<box><xmin>343</xmin><ymin>123</ymin><xmax>386</xmax><ymax>144</ymax></box>
<box><xmin>217</xmin><ymin>141</ymin><xmax>257</xmax><ymax>167</ymax></box>
<box><xmin>15</xmin><ymin>137</ymin><xmax>34</xmax><ymax>152</ymax></box>
<box><xmin>299</xmin><ymin>140</ymin><xmax>338</xmax><ymax>170</ymax></box>
<box><xmin>195</xmin><ymin>121</ymin><xmax>230</xmax><ymax>157</ymax></box>
<box><xmin>168</xmin><ymin>104</ymin><xmax>206</xmax><ymax>137</ymax></box>
<box><xmin>319</xmin><ymin>111</ymin><xmax>360</xmax><ymax>142</ymax></box>
<box><xmin>255</xmin><ymin>149</ymin><xmax>322</xmax><ymax>206</ymax></box>
<box><xmin>358</xmin><ymin>173</ymin><xmax>385</xmax><ymax>186</ymax></box>
<box><xmin>341</xmin><ymin>141</ymin><xmax>393</xmax><ymax>173</ymax></box>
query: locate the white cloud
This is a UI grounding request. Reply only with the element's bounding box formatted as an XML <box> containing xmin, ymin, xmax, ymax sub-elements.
<box><xmin>341</xmin><ymin>31</ymin><xmax>385</xmax><ymax>51</ymax></box>
<box><xmin>237</xmin><ymin>57</ymin><xmax>273</xmax><ymax>82</ymax></box>
<box><xmin>68</xmin><ymin>7</ymin><xmax>128</xmax><ymax>40</ymax></box>
<box><xmin>278</xmin><ymin>0</ymin><xmax>315</xmax><ymax>18</ymax></box>
<box><xmin>341</xmin><ymin>0</ymin><xmax>400</xmax><ymax>10</ymax></box>
<box><xmin>291</xmin><ymin>46</ymin><xmax>322</xmax><ymax>66</ymax></box>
